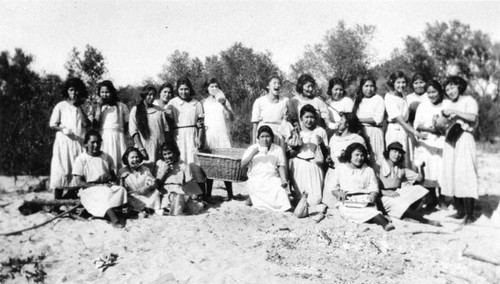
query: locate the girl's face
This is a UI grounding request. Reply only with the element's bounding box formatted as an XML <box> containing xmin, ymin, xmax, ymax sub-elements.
<box><xmin>160</xmin><ymin>87</ymin><xmax>173</xmax><ymax>103</ymax></box>
<box><xmin>127</xmin><ymin>151</ymin><xmax>142</xmax><ymax>169</ymax></box>
<box><xmin>268</xmin><ymin>78</ymin><xmax>281</xmax><ymax>96</ymax></box>
<box><xmin>445</xmin><ymin>83</ymin><xmax>460</xmax><ymax>102</ymax></box>
<box><xmin>86</xmin><ymin>135</ymin><xmax>101</xmax><ymax>156</ymax></box>
<box><xmin>394</xmin><ymin>78</ymin><xmax>407</xmax><ymax>94</ymax></box>
<box><xmin>388</xmin><ymin>149</ymin><xmax>403</xmax><ymax>163</ymax></box>
<box><xmin>331</xmin><ymin>84</ymin><xmax>344</xmax><ymax>101</ymax></box>
<box><xmin>413</xmin><ymin>79</ymin><xmax>426</xmax><ymax>95</ymax></box>
<box><xmin>426</xmin><ymin>86</ymin><xmax>442</xmax><ymax>105</ymax></box>
<box><xmin>338</xmin><ymin>116</ymin><xmax>347</xmax><ymax>133</ymax></box>
<box><xmin>301</xmin><ymin>111</ymin><xmax>317</xmax><ymax>130</ymax></box>
<box><xmin>162</xmin><ymin>149</ymin><xmax>176</xmax><ymax>164</ymax></box>
<box><xmin>302</xmin><ymin>82</ymin><xmax>315</xmax><ymax>98</ymax></box>
<box><xmin>178</xmin><ymin>84</ymin><xmax>191</xmax><ymax>100</ymax></box>
<box><xmin>100</xmin><ymin>86</ymin><xmax>111</xmax><ymax>101</ymax></box>
<box><xmin>67</xmin><ymin>87</ymin><xmax>79</xmax><ymax>101</ymax></box>
<box><xmin>362</xmin><ymin>80</ymin><xmax>375</xmax><ymax>98</ymax></box>
<box><xmin>258</xmin><ymin>132</ymin><xmax>272</xmax><ymax>147</ymax></box>
<box><xmin>350</xmin><ymin>149</ymin><xmax>365</xmax><ymax>168</ymax></box>
<box><xmin>207</xmin><ymin>83</ymin><xmax>219</xmax><ymax>96</ymax></box>
<box><xmin>144</xmin><ymin>90</ymin><xmax>156</xmax><ymax>106</ymax></box>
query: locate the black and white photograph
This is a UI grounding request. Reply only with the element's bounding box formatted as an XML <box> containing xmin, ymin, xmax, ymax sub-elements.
<box><xmin>1</xmin><ymin>0</ymin><xmax>499</xmax><ymax>283</ymax></box>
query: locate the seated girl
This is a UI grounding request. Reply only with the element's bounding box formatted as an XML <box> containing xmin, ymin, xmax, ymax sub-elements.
<box><xmin>156</xmin><ymin>142</ymin><xmax>202</xmax><ymax>200</ymax></box>
<box><xmin>377</xmin><ymin>142</ymin><xmax>440</xmax><ymax>226</ymax></box>
<box><xmin>73</xmin><ymin>130</ymin><xmax>128</xmax><ymax>228</ymax></box>
<box><xmin>289</xmin><ymin>104</ymin><xmax>328</xmax><ymax>212</ymax></box>
<box><xmin>327</xmin><ymin>143</ymin><xmax>394</xmax><ymax>231</ymax></box>
<box><xmin>240</xmin><ymin>126</ymin><xmax>291</xmax><ymax>212</ymax></box>
<box><xmin>118</xmin><ymin>147</ymin><xmax>165</xmax><ymax>215</ymax></box>
<box><xmin>323</xmin><ymin>113</ymin><xmax>366</xmax><ymax>208</ymax></box>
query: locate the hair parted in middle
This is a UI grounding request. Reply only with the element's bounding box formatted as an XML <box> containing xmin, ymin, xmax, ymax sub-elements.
<box><xmin>296</xmin><ymin>74</ymin><xmax>316</xmax><ymax>94</ymax></box>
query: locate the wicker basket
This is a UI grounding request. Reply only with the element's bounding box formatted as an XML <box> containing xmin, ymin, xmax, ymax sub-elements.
<box><xmin>197</xmin><ymin>148</ymin><xmax>248</xmax><ymax>182</ymax></box>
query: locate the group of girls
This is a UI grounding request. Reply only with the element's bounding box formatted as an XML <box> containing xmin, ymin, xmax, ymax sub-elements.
<box><xmin>49</xmin><ymin>77</ymin><xmax>234</xmax><ymax>227</ymax></box>
<box><xmin>49</xmin><ymin>70</ymin><xmax>478</xmax><ymax>230</ymax></box>
<box><xmin>245</xmin><ymin>72</ymin><xmax>478</xmax><ymax>230</ymax></box>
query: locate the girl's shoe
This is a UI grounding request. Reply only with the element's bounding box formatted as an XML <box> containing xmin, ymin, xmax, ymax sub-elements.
<box><xmin>383</xmin><ymin>223</ymin><xmax>395</xmax><ymax>231</ymax></box>
<box><xmin>245</xmin><ymin>197</ymin><xmax>253</xmax><ymax>206</ymax></box>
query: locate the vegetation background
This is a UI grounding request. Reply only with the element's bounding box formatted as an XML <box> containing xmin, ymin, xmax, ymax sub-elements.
<box><xmin>1</xmin><ymin>20</ymin><xmax>499</xmax><ymax>175</ymax></box>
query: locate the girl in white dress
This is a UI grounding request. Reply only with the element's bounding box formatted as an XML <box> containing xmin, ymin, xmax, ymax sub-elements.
<box><xmin>414</xmin><ymin>80</ymin><xmax>446</xmax><ymax>209</ymax></box>
<box><xmin>384</xmin><ymin>71</ymin><xmax>426</xmax><ymax>168</ymax></box>
<box><xmin>73</xmin><ymin>130</ymin><xmax>128</xmax><ymax>228</ymax></box>
<box><xmin>327</xmin><ymin>143</ymin><xmax>394</xmax><ymax>231</ymax></box>
<box><xmin>202</xmin><ymin>78</ymin><xmax>235</xmax><ymax>200</ymax></box>
<box><xmin>251</xmin><ymin>74</ymin><xmax>290</xmax><ymax>145</ymax></box>
<box><xmin>441</xmin><ymin>76</ymin><xmax>479</xmax><ymax>224</ymax></box>
<box><xmin>353</xmin><ymin>76</ymin><xmax>385</xmax><ymax>165</ymax></box>
<box><xmin>94</xmin><ymin>80</ymin><xmax>129</xmax><ymax>170</ymax></box>
<box><xmin>377</xmin><ymin>142</ymin><xmax>440</xmax><ymax>226</ymax></box>
<box><xmin>325</xmin><ymin>77</ymin><xmax>354</xmax><ymax>137</ymax></box>
<box><xmin>241</xmin><ymin>126</ymin><xmax>291</xmax><ymax>212</ymax></box>
<box><xmin>49</xmin><ymin>78</ymin><xmax>90</xmax><ymax>195</ymax></box>
<box><xmin>129</xmin><ymin>85</ymin><xmax>170</xmax><ymax>170</ymax></box>
<box><xmin>290</xmin><ymin>104</ymin><xmax>328</xmax><ymax>211</ymax></box>
<box><xmin>322</xmin><ymin>113</ymin><xmax>366</xmax><ymax>208</ymax></box>
<box><xmin>406</xmin><ymin>72</ymin><xmax>428</xmax><ymax>125</ymax></box>
<box><xmin>166</xmin><ymin>77</ymin><xmax>206</xmax><ymax>197</ymax></box>
<box><xmin>118</xmin><ymin>147</ymin><xmax>164</xmax><ymax>214</ymax></box>
<box><xmin>289</xmin><ymin>74</ymin><xmax>331</xmax><ymax>130</ymax></box>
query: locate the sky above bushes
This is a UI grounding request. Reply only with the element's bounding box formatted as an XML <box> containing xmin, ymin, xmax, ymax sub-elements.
<box><xmin>1</xmin><ymin>0</ymin><xmax>499</xmax><ymax>86</ymax></box>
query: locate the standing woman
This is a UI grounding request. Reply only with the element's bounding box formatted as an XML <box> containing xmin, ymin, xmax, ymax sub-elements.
<box><xmin>407</xmin><ymin>73</ymin><xmax>428</xmax><ymax>124</ymax></box>
<box><xmin>94</xmin><ymin>80</ymin><xmax>130</xmax><ymax>170</ymax></box>
<box><xmin>49</xmin><ymin>78</ymin><xmax>90</xmax><ymax>194</ymax></box>
<box><xmin>202</xmin><ymin>78</ymin><xmax>235</xmax><ymax>200</ymax></box>
<box><xmin>166</xmin><ymin>77</ymin><xmax>206</xmax><ymax>196</ymax></box>
<box><xmin>129</xmin><ymin>85</ymin><xmax>170</xmax><ymax>170</ymax></box>
<box><xmin>289</xmin><ymin>74</ymin><xmax>331</xmax><ymax>130</ymax></box>
<box><xmin>413</xmin><ymin>80</ymin><xmax>446</xmax><ymax>208</ymax></box>
<box><xmin>251</xmin><ymin>74</ymin><xmax>289</xmax><ymax>145</ymax></box>
<box><xmin>384</xmin><ymin>71</ymin><xmax>426</xmax><ymax>168</ymax></box>
<box><xmin>325</xmin><ymin>77</ymin><xmax>354</xmax><ymax>136</ymax></box>
<box><xmin>352</xmin><ymin>76</ymin><xmax>385</xmax><ymax>164</ymax></box>
<box><xmin>441</xmin><ymin>76</ymin><xmax>478</xmax><ymax>224</ymax></box>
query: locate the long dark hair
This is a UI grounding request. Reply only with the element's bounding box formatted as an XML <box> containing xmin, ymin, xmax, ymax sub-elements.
<box><xmin>136</xmin><ymin>85</ymin><xmax>157</xmax><ymax>139</ymax></box>
<box><xmin>352</xmin><ymin>76</ymin><xmax>377</xmax><ymax>115</ymax></box>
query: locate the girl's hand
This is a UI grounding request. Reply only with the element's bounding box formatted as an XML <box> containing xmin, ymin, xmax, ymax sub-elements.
<box><xmin>369</xmin><ymin>192</ymin><xmax>378</xmax><ymax>203</ymax></box>
<box><xmin>120</xmin><ymin>172</ymin><xmax>130</xmax><ymax>180</ymax></box>
<box><xmin>339</xmin><ymin>191</ymin><xmax>346</xmax><ymax>202</ymax></box>
<box><xmin>140</xmin><ymin>149</ymin><xmax>149</xmax><ymax>160</ymax></box>
<box><xmin>386</xmin><ymin>191</ymin><xmax>400</xmax><ymax>198</ymax></box>
<box><xmin>415</xmin><ymin>131</ymin><xmax>428</xmax><ymax>140</ymax></box>
<box><xmin>251</xmin><ymin>146</ymin><xmax>260</xmax><ymax>157</ymax></box>
<box><xmin>195</xmin><ymin>137</ymin><xmax>202</xmax><ymax>149</ymax></box>
<box><xmin>316</xmin><ymin>135</ymin><xmax>324</xmax><ymax>145</ymax></box>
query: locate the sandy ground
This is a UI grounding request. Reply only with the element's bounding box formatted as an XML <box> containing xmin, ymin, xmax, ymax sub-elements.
<box><xmin>1</xmin><ymin>151</ymin><xmax>500</xmax><ymax>283</ymax></box>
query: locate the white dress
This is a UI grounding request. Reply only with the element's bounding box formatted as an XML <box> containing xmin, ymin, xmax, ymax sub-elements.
<box><xmin>290</xmin><ymin>127</ymin><xmax>327</xmax><ymax>206</ymax></box>
<box><xmin>49</xmin><ymin>101</ymin><xmax>86</xmax><ymax>189</ymax></box>
<box><xmin>243</xmin><ymin>144</ymin><xmax>291</xmax><ymax>212</ymax></box>
<box><xmin>118</xmin><ymin>165</ymin><xmax>162</xmax><ymax>211</ymax></box>
<box><xmin>441</xmin><ymin>96</ymin><xmax>478</xmax><ymax>199</ymax></box>
<box><xmin>385</xmin><ymin>92</ymin><xmax>412</xmax><ymax>168</ymax></box>
<box><xmin>251</xmin><ymin>95</ymin><xmax>289</xmax><ymax>145</ymax></box>
<box><xmin>413</xmin><ymin>98</ymin><xmax>445</xmax><ymax>184</ymax></box>
<box><xmin>166</xmin><ymin>97</ymin><xmax>205</xmax><ymax>182</ymax></box>
<box><xmin>99</xmin><ymin>102</ymin><xmax>129</xmax><ymax>170</ymax></box>
<box><xmin>377</xmin><ymin>158</ymin><xmax>429</xmax><ymax>219</ymax></box>
<box><xmin>325</xmin><ymin>96</ymin><xmax>354</xmax><ymax>132</ymax></box>
<box><xmin>73</xmin><ymin>152</ymin><xmax>128</xmax><ymax>217</ymax></box>
<box><xmin>129</xmin><ymin>105</ymin><xmax>169</xmax><ymax>169</ymax></box>
<box><xmin>356</xmin><ymin>95</ymin><xmax>386</xmax><ymax>162</ymax></box>
<box><xmin>328</xmin><ymin>163</ymin><xmax>383</xmax><ymax>223</ymax></box>
<box><xmin>289</xmin><ymin>95</ymin><xmax>330</xmax><ymax>130</ymax></box>
<box><xmin>323</xmin><ymin>133</ymin><xmax>366</xmax><ymax>208</ymax></box>
<box><xmin>203</xmin><ymin>96</ymin><xmax>232</xmax><ymax>149</ymax></box>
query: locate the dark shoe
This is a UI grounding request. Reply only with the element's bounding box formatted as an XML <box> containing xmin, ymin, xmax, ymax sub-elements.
<box><xmin>112</xmin><ymin>219</ymin><xmax>125</xmax><ymax>229</ymax></box>
<box><xmin>245</xmin><ymin>197</ymin><xmax>252</xmax><ymax>206</ymax></box>
<box><xmin>449</xmin><ymin>212</ymin><xmax>466</xmax><ymax>219</ymax></box>
<box><xmin>462</xmin><ymin>214</ymin><xmax>476</xmax><ymax>225</ymax></box>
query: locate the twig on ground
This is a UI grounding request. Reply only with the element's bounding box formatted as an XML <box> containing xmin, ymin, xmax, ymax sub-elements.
<box><xmin>319</xmin><ymin>230</ymin><xmax>332</xmax><ymax>245</ymax></box>
<box><xmin>402</xmin><ymin>230</ymin><xmax>451</xmax><ymax>235</ymax></box>
<box><xmin>439</xmin><ymin>270</ymin><xmax>471</xmax><ymax>283</ymax></box>
<box><xmin>0</xmin><ymin>203</ymin><xmax>81</xmax><ymax>236</ymax></box>
<box><xmin>370</xmin><ymin>240</ymin><xmax>382</xmax><ymax>254</ymax></box>
<box><xmin>0</xmin><ymin>202</ymin><xmax>12</xmax><ymax>208</ymax></box>
<box><xmin>462</xmin><ymin>244</ymin><xmax>500</xmax><ymax>266</ymax></box>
